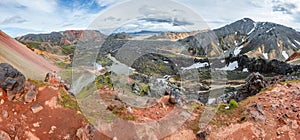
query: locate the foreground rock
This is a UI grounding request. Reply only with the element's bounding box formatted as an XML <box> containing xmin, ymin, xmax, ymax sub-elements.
<box><xmin>31</xmin><ymin>104</ymin><xmax>43</xmax><ymax>113</ymax></box>
<box><xmin>24</xmin><ymin>81</ymin><xmax>38</xmax><ymax>103</ymax></box>
<box><xmin>0</xmin><ymin>63</ymin><xmax>39</xmax><ymax>102</ymax></box>
<box><xmin>0</xmin><ymin>63</ymin><xmax>26</xmax><ymax>101</ymax></box>
<box><xmin>76</xmin><ymin>125</ymin><xmax>96</xmax><ymax>140</ymax></box>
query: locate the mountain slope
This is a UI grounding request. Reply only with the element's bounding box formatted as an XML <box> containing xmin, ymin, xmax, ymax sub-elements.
<box><xmin>216</xmin><ymin>18</ymin><xmax>300</xmax><ymax>61</ymax></box>
<box><xmin>183</xmin><ymin>18</ymin><xmax>300</xmax><ymax>61</ymax></box>
<box><xmin>0</xmin><ymin>30</ymin><xmax>58</xmax><ymax>80</ymax></box>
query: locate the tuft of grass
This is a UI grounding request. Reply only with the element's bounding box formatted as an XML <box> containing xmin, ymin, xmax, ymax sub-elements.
<box><xmin>229</xmin><ymin>99</ymin><xmax>239</xmax><ymax>109</ymax></box>
<box><xmin>124</xmin><ymin>115</ymin><xmax>136</xmax><ymax>121</ymax></box>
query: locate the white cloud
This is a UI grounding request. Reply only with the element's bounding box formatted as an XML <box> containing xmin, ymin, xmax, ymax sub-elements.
<box><xmin>96</xmin><ymin>0</ymin><xmax>123</xmax><ymax>7</ymax></box>
<box><xmin>1</xmin><ymin>0</ymin><xmax>300</xmax><ymax>37</ymax></box>
<box><xmin>175</xmin><ymin>0</ymin><xmax>300</xmax><ymax>30</ymax></box>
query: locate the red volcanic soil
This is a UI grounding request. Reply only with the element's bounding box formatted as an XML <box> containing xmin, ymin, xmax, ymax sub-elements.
<box><xmin>0</xmin><ymin>30</ymin><xmax>59</xmax><ymax>80</ymax></box>
<box><xmin>0</xmin><ymin>86</ymin><xmax>110</xmax><ymax>140</ymax></box>
<box><xmin>164</xmin><ymin>81</ymin><xmax>300</xmax><ymax>140</ymax></box>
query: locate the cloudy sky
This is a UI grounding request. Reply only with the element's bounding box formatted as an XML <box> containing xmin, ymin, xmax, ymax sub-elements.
<box><xmin>0</xmin><ymin>0</ymin><xmax>300</xmax><ymax>37</ymax></box>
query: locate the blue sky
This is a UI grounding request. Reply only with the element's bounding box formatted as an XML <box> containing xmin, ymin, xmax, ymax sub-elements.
<box><xmin>0</xmin><ymin>0</ymin><xmax>300</xmax><ymax>37</ymax></box>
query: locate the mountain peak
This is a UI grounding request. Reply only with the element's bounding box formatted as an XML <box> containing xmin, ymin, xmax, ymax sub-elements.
<box><xmin>241</xmin><ymin>18</ymin><xmax>254</xmax><ymax>23</ymax></box>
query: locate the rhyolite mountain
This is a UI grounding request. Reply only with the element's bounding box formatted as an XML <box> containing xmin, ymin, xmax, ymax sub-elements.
<box><xmin>16</xmin><ymin>30</ymin><xmax>106</xmax><ymax>46</ymax></box>
<box><xmin>181</xmin><ymin>18</ymin><xmax>300</xmax><ymax>61</ymax></box>
<box><xmin>0</xmin><ymin>31</ymin><xmax>58</xmax><ymax>80</ymax></box>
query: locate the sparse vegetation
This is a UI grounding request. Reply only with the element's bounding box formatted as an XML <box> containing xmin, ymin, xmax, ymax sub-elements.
<box><xmin>95</xmin><ymin>72</ymin><xmax>113</xmax><ymax>88</ymax></box>
<box><xmin>61</xmin><ymin>45</ymin><xmax>75</xmax><ymax>55</ymax></box>
<box><xmin>21</xmin><ymin>41</ymin><xmax>42</xmax><ymax>50</ymax></box>
<box><xmin>58</xmin><ymin>89</ymin><xmax>80</xmax><ymax>111</ymax></box>
<box><xmin>27</xmin><ymin>78</ymin><xmax>50</xmax><ymax>87</ymax></box>
<box><xmin>124</xmin><ymin>115</ymin><xmax>136</xmax><ymax>121</ymax></box>
<box><xmin>55</xmin><ymin>61</ymin><xmax>68</xmax><ymax>68</ymax></box>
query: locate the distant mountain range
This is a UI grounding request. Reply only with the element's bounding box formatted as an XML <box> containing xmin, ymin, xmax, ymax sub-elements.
<box><xmin>14</xmin><ymin>18</ymin><xmax>300</xmax><ymax>63</ymax></box>
<box><xmin>16</xmin><ymin>30</ymin><xmax>106</xmax><ymax>46</ymax></box>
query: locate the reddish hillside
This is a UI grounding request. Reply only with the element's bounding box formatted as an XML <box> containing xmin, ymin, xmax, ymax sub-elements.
<box><xmin>286</xmin><ymin>51</ymin><xmax>300</xmax><ymax>64</ymax></box>
<box><xmin>0</xmin><ymin>30</ymin><xmax>59</xmax><ymax>80</ymax></box>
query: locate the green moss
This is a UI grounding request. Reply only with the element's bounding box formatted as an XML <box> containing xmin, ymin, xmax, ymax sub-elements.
<box><xmin>58</xmin><ymin>89</ymin><xmax>80</xmax><ymax>111</ymax></box>
<box><xmin>139</xmin><ymin>83</ymin><xmax>149</xmax><ymax>96</ymax></box>
<box><xmin>61</xmin><ymin>45</ymin><xmax>75</xmax><ymax>55</ymax></box>
<box><xmin>124</xmin><ymin>115</ymin><xmax>136</xmax><ymax>121</ymax></box>
<box><xmin>27</xmin><ymin>79</ymin><xmax>50</xmax><ymax>87</ymax></box>
<box><xmin>55</xmin><ymin>61</ymin><xmax>67</xmax><ymax>68</ymax></box>
<box><xmin>95</xmin><ymin>72</ymin><xmax>113</xmax><ymax>88</ymax></box>
<box><xmin>229</xmin><ymin>99</ymin><xmax>239</xmax><ymax>109</ymax></box>
<box><xmin>97</xmin><ymin>57</ymin><xmax>112</xmax><ymax>67</ymax></box>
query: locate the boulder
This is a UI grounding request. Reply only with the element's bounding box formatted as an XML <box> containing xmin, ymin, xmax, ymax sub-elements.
<box><xmin>31</xmin><ymin>104</ymin><xmax>43</xmax><ymax>113</ymax></box>
<box><xmin>23</xmin><ymin>81</ymin><xmax>38</xmax><ymax>103</ymax></box>
<box><xmin>0</xmin><ymin>63</ymin><xmax>26</xmax><ymax>101</ymax></box>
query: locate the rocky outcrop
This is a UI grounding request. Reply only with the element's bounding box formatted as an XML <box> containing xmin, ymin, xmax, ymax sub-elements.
<box><xmin>236</xmin><ymin>73</ymin><xmax>267</xmax><ymax>102</ymax></box>
<box><xmin>131</xmin><ymin>53</ymin><xmax>178</xmax><ymax>76</ymax></box>
<box><xmin>0</xmin><ymin>63</ymin><xmax>39</xmax><ymax>102</ymax></box>
<box><xmin>229</xmin><ymin>55</ymin><xmax>296</xmax><ymax>75</ymax></box>
<box><xmin>0</xmin><ymin>63</ymin><xmax>26</xmax><ymax>101</ymax></box>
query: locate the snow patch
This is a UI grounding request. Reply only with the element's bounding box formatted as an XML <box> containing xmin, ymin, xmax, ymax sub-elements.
<box><xmin>263</xmin><ymin>53</ymin><xmax>268</xmax><ymax>59</ymax></box>
<box><xmin>181</xmin><ymin>62</ymin><xmax>209</xmax><ymax>70</ymax></box>
<box><xmin>291</xmin><ymin>43</ymin><xmax>297</xmax><ymax>48</ymax></box>
<box><xmin>207</xmin><ymin>98</ymin><xmax>216</xmax><ymax>104</ymax></box>
<box><xmin>282</xmin><ymin>51</ymin><xmax>289</xmax><ymax>59</ymax></box>
<box><xmin>234</xmin><ymin>40</ymin><xmax>237</xmax><ymax>46</ymax></box>
<box><xmin>216</xmin><ymin>61</ymin><xmax>238</xmax><ymax>71</ymax></box>
<box><xmin>234</xmin><ymin>46</ymin><xmax>243</xmax><ymax>56</ymax></box>
<box><xmin>266</xmin><ymin>27</ymin><xmax>274</xmax><ymax>33</ymax></box>
<box><xmin>247</xmin><ymin>23</ymin><xmax>257</xmax><ymax>35</ymax></box>
<box><xmin>242</xmin><ymin>68</ymin><xmax>248</xmax><ymax>72</ymax></box>
<box><xmin>95</xmin><ymin>63</ymin><xmax>103</xmax><ymax>71</ymax></box>
<box><xmin>163</xmin><ymin>61</ymin><xmax>169</xmax><ymax>64</ymax></box>
<box><xmin>294</xmin><ymin>40</ymin><xmax>300</xmax><ymax>45</ymax></box>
